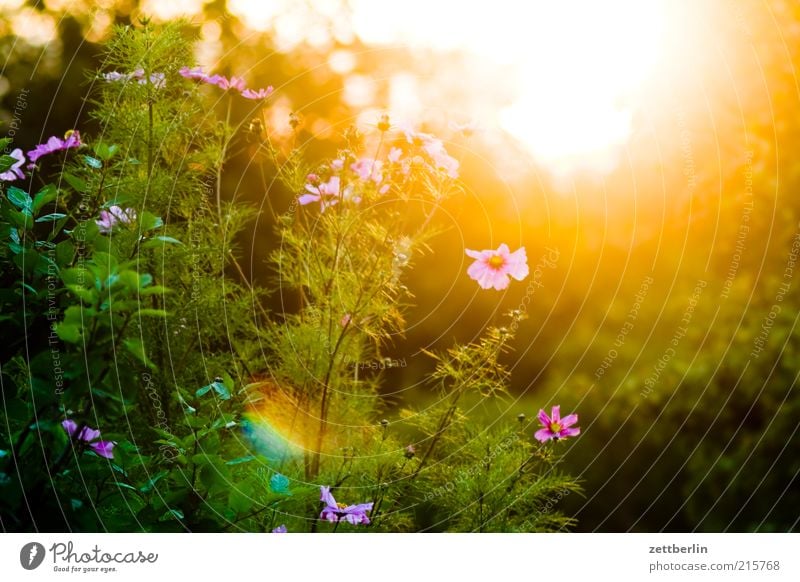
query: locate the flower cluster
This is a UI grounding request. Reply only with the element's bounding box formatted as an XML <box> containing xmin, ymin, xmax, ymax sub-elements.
<box><xmin>96</xmin><ymin>206</ymin><xmax>137</xmax><ymax>234</ymax></box>
<box><xmin>179</xmin><ymin>67</ymin><xmax>273</xmax><ymax>100</ymax></box>
<box><xmin>319</xmin><ymin>486</ymin><xmax>373</xmax><ymax>525</ymax></box>
<box><xmin>27</xmin><ymin>131</ymin><xmax>82</xmax><ymax>166</ymax></box>
<box><xmin>402</xmin><ymin>125</ymin><xmax>460</xmax><ymax>179</ymax></box>
<box><xmin>61</xmin><ymin>420</ymin><xmax>115</xmax><ymax>459</ymax></box>
<box><xmin>103</xmin><ymin>69</ymin><xmax>166</xmax><ymax>88</ymax></box>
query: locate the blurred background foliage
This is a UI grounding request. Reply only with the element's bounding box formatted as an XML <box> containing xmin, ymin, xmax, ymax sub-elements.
<box><xmin>1</xmin><ymin>0</ymin><xmax>798</xmax><ymax>531</ymax></box>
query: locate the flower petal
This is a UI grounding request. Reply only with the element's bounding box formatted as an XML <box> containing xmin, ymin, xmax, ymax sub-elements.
<box><xmin>551</xmin><ymin>405</ymin><xmax>561</xmax><ymax>424</ymax></box>
<box><xmin>320</xmin><ymin>485</ymin><xmax>337</xmax><ymax>507</ymax></box>
<box><xmin>559</xmin><ymin>427</ymin><xmax>580</xmax><ymax>438</ymax></box>
<box><xmin>560</xmin><ymin>413</ymin><xmax>578</xmax><ymax>428</ymax></box>
<box><xmin>61</xmin><ymin>419</ymin><xmax>78</xmax><ymax>437</ymax></box>
<box><xmin>89</xmin><ymin>441</ymin><xmax>115</xmax><ymax>459</ymax></box>
<box><xmin>534</xmin><ymin>428</ymin><xmax>555</xmax><ymax>442</ymax></box>
<box><xmin>537</xmin><ymin>409</ymin><xmax>551</xmax><ymax>427</ymax></box>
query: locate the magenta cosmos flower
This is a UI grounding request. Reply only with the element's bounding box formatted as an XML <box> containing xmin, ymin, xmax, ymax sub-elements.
<box><xmin>96</xmin><ymin>206</ymin><xmax>136</xmax><ymax>234</ymax></box>
<box><xmin>534</xmin><ymin>406</ymin><xmax>580</xmax><ymax>442</ymax></box>
<box><xmin>61</xmin><ymin>419</ymin><xmax>115</xmax><ymax>459</ymax></box>
<box><xmin>0</xmin><ymin>148</ymin><xmax>26</xmax><ymax>181</ymax></box>
<box><xmin>319</xmin><ymin>486</ymin><xmax>373</xmax><ymax>525</ymax></box>
<box><xmin>27</xmin><ymin>131</ymin><xmax>82</xmax><ymax>165</ymax></box>
<box><xmin>465</xmin><ymin>243</ymin><xmax>529</xmax><ymax>290</ymax></box>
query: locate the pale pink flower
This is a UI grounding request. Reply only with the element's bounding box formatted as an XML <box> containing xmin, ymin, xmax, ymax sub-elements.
<box><xmin>465</xmin><ymin>243</ymin><xmax>529</xmax><ymax>290</ymax></box>
<box><xmin>96</xmin><ymin>206</ymin><xmax>136</xmax><ymax>234</ymax></box>
<box><xmin>387</xmin><ymin>147</ymin><xmax>403</xmax><ymax>163</ymax></box>
<box><xmin>0</xmin><ymin>148</ymin><xmax>26</xmax><ymax>181</ymax></box>
<box><xmin>241</xmin><ymin>87</ymin><xmax>274</xmax><ymax>100</ymax></box>
<box><xmin>351</xmin><ymin>158</ymin><xmax>383</xmax><ymax>184</ymax></box>
<box><xmin>298</xmin><ymin>175</ymin><xmax>340</xmax><ymax>211</ymax></box>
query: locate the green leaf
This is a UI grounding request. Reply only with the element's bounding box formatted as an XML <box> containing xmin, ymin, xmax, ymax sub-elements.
<box><xmin>140</xmin><ymin>470</ymin><xmax>169</xmax><ymax>493</ymax></box>
<box><xmin>226</xmin><ymin>455</ymin><xmax>256</xmax><ymax>466</ymax></box>
<box><xmin>62</xmin><ymin>172</ymin><xmax>87</xmax><ymax>193</ymax></box>
<box><xmin>139</xmin><ymin>211</ymin><xmax>163</xmax><ymax>232</ymax></box>
<box><xmin>32</xmin><ymin>184</ymin><xmax>58</xmax><ymax>214</ymax></box>
<box><xmin>35</xmin><ymin>213</ymin><xmax>67</xmax><ymax>223</ymax></box>
<box><xmin>159</xmin><ymin>509</ymin><xmax>184</xmax><ymax>522</ymax></box>
<box><xmin>0</xmin><ymin>154</ymin><xmax>18</xmax><ymax>173</ymax></box>
<box><xmin>141</xmin><ymin>235</ymin><xmax>183</xmax><ymax>249</ymax></box>
<box><xmin>195</xmin><ymin>384</ymin><xmax>213</xmax><ymax>398</ymax></box>
<box><xmin>124</xmin><ymin>338</ymin><xmax>156</xmax><ymax>369</ymax></box>
<box><xmin>7</xmin><ymin>209</ymin><xmax>33</xmax><ymax>230</ymax></box>
<box><xmin>228</xmin><ymin>483</ymin><xmax>255</xmax><ymax>514</ymax></box>
<box><xmin>55</xmin><ymin>322</ymin><xmax>83</xmax><ymax>344</ymax></box>
<box><xmin>83</xmin><ymin>155</ymin><xmax>102</xmax><ymax>169</ymax></box>
<box><xmin>94</xmin><ymin>143</ymin><xmax>119</xmax><ymax>161</ymax></box>
<box><xmin>66</xmin><ymin>284</ymin><xmax>95</xmax><ymax>303</ymax></box>
<box><xmin>0</xmin><ymin>137</ymin><xmax>11</xmax><ymax>151</ymax></box>
<box><xmin>7</xmin><ymin>187</ymin><xmax>32</xmax><ymax>211</ymax></box>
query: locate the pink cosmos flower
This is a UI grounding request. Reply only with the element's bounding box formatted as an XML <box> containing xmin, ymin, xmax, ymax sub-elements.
<box><xmin>96</xmin><ymin>206</ymin><xmax>136</xmax><ymax>234</ymax></box>
<box><xmin>319</xmin><ymin>486</ymin><xmax>373</xmax><ymax>525</ymax></box>
<box><xmin>351</xmin><ymin>158</ymin><xmax>383</xmax><ymax>184</ymax></box>
<box><xmin>387</xmin><ymin>147</ymin><xmax>403</xmax><ymax>163</ymax></box>
<box><xmin>179</xmin><ymin>66</ymin><xmax>209</xmax><ymax>81</ymax></box>
<box><xmin>207</xmin><ymin>74</ymin><xmax>246</xmax><ymax>92</ymax></box>
<box><xmin>298</xmin><ymin>175</ymin><xmax>340</xmax><ymax>211</ymax></box>
<box><xmin>27</xmin><ymin>131</ymin><xmax>82</xmax><ymax>165</ymax></box>
<box><xmin>0</xmin><ymin>148</ymin><xmax>26</xmax><ymax>181</ymax></box>
<box><xmin>330</xmin><ymin>159</ymin><xmax>345</xmax><ymax>172</ymax></box>
<box><xmin>62</xmin><ymin>419</ymin><xmax>116</xmax><ymax>459</ymax></box>
<box><xmin>534</xmin><ymin>406</ymin><xmax>580</xmax><ymax>442</ymax></box>
<box><xmin>402</xmin><ymin>125</ymin><xmax>459</xmax><ymax>178</ymax></box>
<box><xmin>241</xmin><ymin>87</ymin><xmax>274</xmax><ymax>100</ymax></box>
<box><xmin>465</xmin><ymin>244</ymin><xmax>529</xmax><ymax>290</ymax></box>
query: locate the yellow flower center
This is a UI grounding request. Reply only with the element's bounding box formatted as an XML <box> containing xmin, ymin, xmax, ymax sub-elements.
<box><xmin>487</xmin><ymin>255</ymin><xmax>505</xmax><ymax>269</ymax></box>
<box><xmin>550</xmin><ymin>422</ymin><xmax>562</xmax><ymax>433</ymax></box>
<box><xmin>64</xmin><ymin>129</ymin><xmax>76</xmax><ymax>139</ymax></box>
<box><xmin>337</xmin><ymin>502</ymin><xmax>348</xmax><ymax>509</ymax></box>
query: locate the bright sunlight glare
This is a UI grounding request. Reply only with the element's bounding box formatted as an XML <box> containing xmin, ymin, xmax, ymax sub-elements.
<box><xmin>350</xmin><ymin>0</ymin><xmax>666</xmax><ymax>174</ymax></box>
<box><xmin>224</xmin><ymin>0</ymin><xmax>667</xmax><ymax>174</ymax></box>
